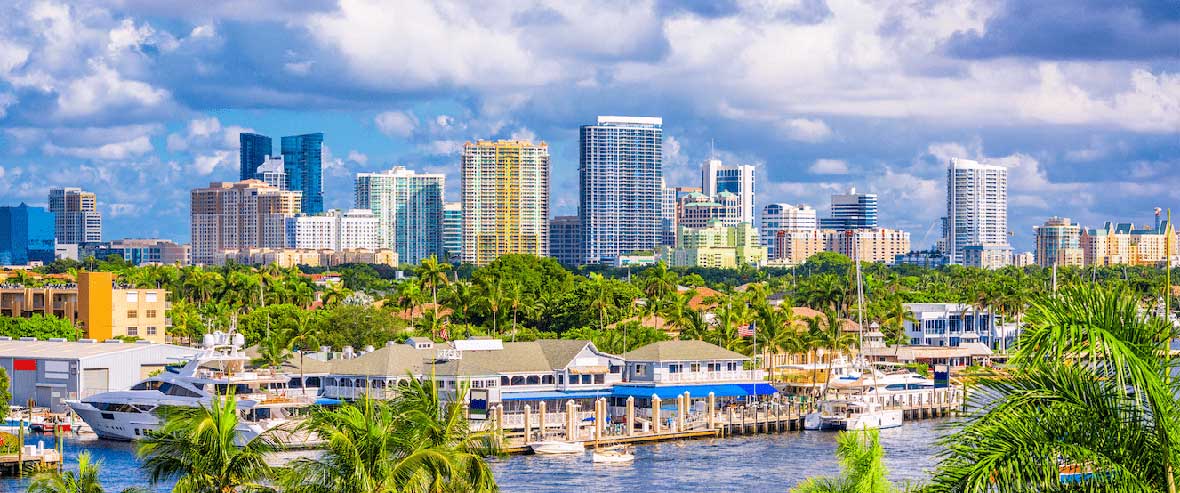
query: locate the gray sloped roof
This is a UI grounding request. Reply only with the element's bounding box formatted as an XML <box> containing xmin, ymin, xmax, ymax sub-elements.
<box><xmin>622</xmin><ymin>340</ymin><xmax>748</xmax><ymax>362</ymax></box>
<box><xmin>330</xmin><ymin>344</ymin><xmax>432</xmax><ymax>377</ymax></box>
<box><xmin>430</xmin><ymin>342</ymin><xmax>554</xmax><ymax>376</ymax></box>
<box><xmin>535</xmin><ymin>339</ymin><xmax>593</xmax><ymax>368</ymax></box>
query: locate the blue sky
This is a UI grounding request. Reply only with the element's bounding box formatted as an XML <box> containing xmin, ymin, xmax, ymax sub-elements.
<box><xmin>0</xmin><ymin>0</ymin><xmax>1178</xmax><ymax>251</ymax></box>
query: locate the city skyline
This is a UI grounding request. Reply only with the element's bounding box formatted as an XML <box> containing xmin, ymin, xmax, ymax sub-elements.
<box><xmin>0</xmin><ymin>1</ymin><xmax>1177</xmax><ymax>252</ymax></box>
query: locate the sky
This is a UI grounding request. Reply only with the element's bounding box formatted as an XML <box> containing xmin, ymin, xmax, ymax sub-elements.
<box><xmin>1</xmin><ymin>0</ymin><xmax>1178</xmax><ymax>251</ymax></box>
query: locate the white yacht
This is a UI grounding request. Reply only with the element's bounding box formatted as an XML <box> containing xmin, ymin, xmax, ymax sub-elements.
<box><xmin>804</xmin><ymin>399</ymin><xmax>903</xmax><ymax>431</ymax></box>
<box><xmin>66</xmin><ymin>332</ymin><xmax>319</xmax><ymax>445</ymax></box>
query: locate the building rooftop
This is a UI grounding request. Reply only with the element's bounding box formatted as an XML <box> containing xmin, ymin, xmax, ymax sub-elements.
<box><xmin>623</xmin><ymin>340</ymin><xmax>747</xmax><ymax>362</ymax></box>
<box><xmin>0</xmin><ymin>340</ymin><xmax>194</xmax><ymax>360</ymax></box>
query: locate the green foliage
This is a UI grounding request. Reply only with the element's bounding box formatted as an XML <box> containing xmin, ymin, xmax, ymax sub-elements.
<box><xmin>29</xmin><ymin>450</ymin><xmax>147</xmax><ymax>493</ymax></box>
<box><xmin>0</xmin><ymin>314</ymin><xmax>78</xmax><ymax>340</ymax></box>
<box><xmin>313</xmin><ymin>305</ymin><xmax>405</xmax><ymax>351</ymax></box>
<box><xmin>563</xmin><ymin>324</ymin><xmax>671</xmax><ymax>354</ymax></box>
<box><xmin>0</xmin><ymin>367</ymin><xmax>10</xmax><ymax>407</ymax></box>
<box><xmin>280</xmin><ymin>379</ymin><xmax>499</xmax><ymax>493</ymax></box>
<box><xmin>792</xmin><ymin>430</ymin><xmax>903</xmax><ymax>493</ymax></box>
<box><xmin>0</xmin><ymin>431</ymin><xmax>16</xmax><ymax>454</ymax></box>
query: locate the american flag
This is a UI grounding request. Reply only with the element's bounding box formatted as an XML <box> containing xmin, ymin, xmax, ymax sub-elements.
<box><xmin>738</xmin><ymin>322</ymin><xmax>755</xmax><ymax>338</ymax></box>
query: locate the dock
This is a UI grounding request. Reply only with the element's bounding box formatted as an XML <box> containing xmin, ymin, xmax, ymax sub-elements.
<box><xmin>0</xmin><ymin>448</ymin><xmax>62</xmax><ymax>477</ymax></box>
<box><xmin>486</xmin><ymin>387</ymin><xmax>963</xmax><ymax>454</ymax></box>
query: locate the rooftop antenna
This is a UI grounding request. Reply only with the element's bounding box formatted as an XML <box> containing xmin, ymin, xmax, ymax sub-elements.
<box><xmin>709</xmin><ymin>139</ymin><xmax>716</xmax><ymax>160</ymax></box>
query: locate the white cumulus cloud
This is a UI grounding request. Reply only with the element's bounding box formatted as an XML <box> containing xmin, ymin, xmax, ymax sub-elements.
<box><xmin>374</xmin><ymin>110</ymin><xmax>417</xmax><ymax>138</ymax></box>
<box><xmin>809</xmin><ymin>159</ymin><xmax>849</xmax><ymax>175</ymax></box>
<box><xmin>781</xmin><ymin>118</ymin><xmax>833</xmax><ymax>143</ymax></box>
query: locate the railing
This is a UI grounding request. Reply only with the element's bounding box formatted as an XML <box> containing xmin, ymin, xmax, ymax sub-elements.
<box><xmin>498</xmin><ymin>411</ymin><xmax>594</xmax><ymax>430</ymax></box>
<box><xmin>652</xmin><ymin>369</ymin><xmax>766</xmax><ymax>383</ymax></box>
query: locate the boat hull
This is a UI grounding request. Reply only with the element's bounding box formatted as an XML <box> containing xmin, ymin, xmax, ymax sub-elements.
<box><xmin>592</xmin><ymin>452</ymin><xmax>634</xmax><ymax>463</ymax></box>
<box><xmin>528</xmin><ymin>441</ymin><xmax>585</xmax><ymax>455</ymax></box>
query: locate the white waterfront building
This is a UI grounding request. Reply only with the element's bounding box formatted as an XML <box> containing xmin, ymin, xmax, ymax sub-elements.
<box><xmin>760</xmin><ymin>203</ymin><xmax>817</xmax><ymax>257</ymax></box>
<box><xmin>903</xmin><ymin>302</ymin><xmax>1016</xmax><ymax>350</ymax></box>
<box><xmin>944</xmin><ymin>158</ymin><xmax>1009</xmax><ymax>265</ymax></box>
<box><xmin>285</xmin><ymin>209</ymin><xmax>380</xmax><ymax>251</ymax></box>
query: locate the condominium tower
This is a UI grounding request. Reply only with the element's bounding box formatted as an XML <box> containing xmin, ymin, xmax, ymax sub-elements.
<box><xmin>819</xmin><ymin>188</ymin><xmax>877</xmax><ymax>230</ymax></box>
<box><xmin>48</xmin><ymin>187</ymin><xmax>102</xmax><ymax>245</ymax></box>
<box><xmin>355</xmin><ymin>166</ymin><xmax>445</xmax><ymax>265</ymax></box>
<box><xmin>944</xmin><ymin>158</ymin><xmax>1009</xmax><ymax>265</ymax></box>
<box><xmin>579</xmin><ymin>116</ymin><xmax>663</xmax><ymax>264</ymax></box>
<box><xmin>239</xmin><ymin>133</ymin><xmax>272</xmax><ymax>181</ymax></box>
<box><xmin>442</xmin><ymin>202</ymin><xmax>463</xmax><ymax>263</ymax></box>
<box><xmin>1033</xmin><ymin>216</ymin><xmax>1082</xmax><ymax>267</ymax></box>
<box><xmin>462</xmin><ymin>140</ymin><xmax>550</xmax><ymax>265</ymax></box>
<box><xmin>760</xmin><ymin>203</ymin><xmax>817</xmax><ymax>258</ymax></box>
<box><xmin>190</xmin><ymin>180</ymin><xmax>302</xmax><ymax>265</ymax></box>
<box><xmin>701</xmin><ymin>159</ymin><xmax>756</xmax><ymax>223</ymax></box>
<box><xmin>280</xmin><ymin>133</ymin><xmax>325</xmax><ymax>214</ymax></box>
<box><xmin>285</xmin><ymin>209</ymin><xmax>381</xmax><ymax>251</ymax></box>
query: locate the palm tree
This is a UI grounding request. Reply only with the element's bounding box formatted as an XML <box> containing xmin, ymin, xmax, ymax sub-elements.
<box><xmin>137</xmin><ymin>394</ymin><xmax>276</xmax><ymax>493</ymax></box>
<box><xmin>812</xmin><ymin>310</ymin><xmax>858</xmax><ymax>397</ymax></box>
<box><xmin>477</xmin><ymin>276</ymin><xmax>505</xmax><ymax>336</ymax></box>
<box><xmin>29</xmin><ymin>451</ymin><xmax>146</xmax><ymax>493</ymax></box>
<box><xmin>587</xmin><ymin>273</ymin><xmax>614</xmax><ymax>333</ymax></box>
<box><xmin>928</xmin><ymin>285</ymin><xmax>1180</xmax><ymax>492</ymax></box>
<box><xmin>792</xmin><ymin>430</ymin><xmax>900</xmax><ymax>493</ymax></box>
<box><xmin>395</xmin><ymin>281</ymin><xmax>423</xmax><ymax>328</ymax></box>
<box><xmin>251</xmin><ymin>330</ymin><xmax>292</xmax><ymax>370</ymax></box>
<box><xmin>289</xmin><ymin>310</ymin><xmax>321</xmax><ymax>396</ymax></box>
<box><xmin>416</xmin><ymin>255</ymin><xmax>451</xmax><ymax>332</ymax></box>
<box><xmin>281</xmin><ymin>378</ymin><xmax>498</xmax><ymax>493</ymax></box>
<box><xmin>640</xmin><ymin>262</ymin><xmax>678</xmax><ymax>332</ymax></box>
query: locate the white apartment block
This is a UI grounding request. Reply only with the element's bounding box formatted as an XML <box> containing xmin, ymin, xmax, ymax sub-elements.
<box><xmin>355</xmin><ymin>166</ymin><xmax>445</xmax><ymax>265</ymax></box>
<box><xmin>760</xmin><ymin>203</ymin><xmax>817</xmax><ymax>257</ymax></box>
<box><xmin>945</xmin><ymin>158</ymin><xmax>1009</xmax><ymax>265</ymax></box>
<box><xmin>285</xmin><ymin>209</ymin><xmax>380</xmax><ymax>251</ymax></box>
<box><xmin>701</xmin><ymin>159</ymin><xmax>756</xmax><ymax>224</ymax></box>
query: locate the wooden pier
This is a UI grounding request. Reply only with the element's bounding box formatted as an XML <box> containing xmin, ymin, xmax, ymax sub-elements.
<box><xmin>0</xmin><ymin>449</ymin><xmax>62</xmax><ymax>477</ymax></box>
<box><xmin>487</xmin><ymin>386</ymin><xmax>963</xmax><ymax>454</ymax></box>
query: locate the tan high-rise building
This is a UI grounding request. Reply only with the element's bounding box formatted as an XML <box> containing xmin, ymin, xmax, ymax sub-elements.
<box><xmin>461</xmin><ymin>140</ymin><xmax>550</xmax><ymax>265</ymax></box>
<box><xmin>190</xmin><ymin>180</ymin><xmax>301</xmax><ymax>265</ymax></box>
<box><xmin>1082</xmin><ymin>220</ymin><xmax>1177</xmax><ymax>266</ymax></box>
<box><xmin>49</xmin><ymin>187</ymin><xmax>102</xmax><ymax>245</ymax></box>
<box><xmin>827</xmin><ymin>228</ymin><xmax>911</xmax><ymax>265</ymax></box>
<box><xmin>773</xmin><ymin>229</ymin><xmax>828</xmax><ymax>265</ymax></box>
<box><xmin>1034</xmin><ymin>216</ymin><xmax>1083</xmax><ymax>267</ymax></box>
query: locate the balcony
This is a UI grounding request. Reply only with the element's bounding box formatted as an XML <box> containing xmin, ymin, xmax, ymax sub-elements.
<box><xmin>651</xmin><ymin>369</ymin><xmax>765</xmax><ymax>384</ymax></box>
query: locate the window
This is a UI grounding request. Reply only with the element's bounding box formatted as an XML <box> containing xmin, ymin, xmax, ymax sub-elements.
<box><xmin>690</xmin><ymin>363</ymin><xmax>701</xmax><ymax>372</ymax></box>
<box><xmin>127</xmin><ymin>310</ymin><xmax>138</xmax><ymax>318</ymax></box>
<box><xmin>557</xmin><ymin>375</ymin><xmax>564</xmax><ymax>385</ymax></box>
<box><xmin>594</xmin><ymin>374</ymin><xmax>604</xmax><ymax>385</ymax></box>
<box><xmin>146</xmin><ymin>310</ymin><xmax>157</xmax><ymax>318</ymax></box>
<box><xmin>526</xmin><ymin>375</ymin><xmax>540</xmax><ymax>385</ymax></box>
<box><xmin>145</xmin><ymin>293</ymin><xmax>157</xmax><ymax>303</ymax></box>
<box><xmin>510</xmin><ymin>376</ymin><xmax>525</xmax><ymax>386</ymax></box>
<box><xmin>634</xmin><ymin>364</ymin><xmax>647</xmax><ymax>376</ymax></box>
<box><xmin>147</xmin><ymin>326</ymin><xmax>157</xmax><ymax>335</ymax></box>
<box><xmin>542</xmin><ymin>375</ymin><xmax>554</xmax><ymax>385</ymax></box>
<box><xmin>581</xmin><ymin>375</ymin><xmax>591</xmax><ymax>385</ymax></box>
<box><xmin>126</xmin><ymin>292</ymin><xmax>138</xmax><ymax>303</ymax></box>
<box><xmin>668</xmin><ymin>364</ymin><xmax>681</xmax><ymax>374</ymax></box>
<box><xmin>127</xmin><ymin>327</ymin><xmax>138</xmax><ymax>336</ymax></box>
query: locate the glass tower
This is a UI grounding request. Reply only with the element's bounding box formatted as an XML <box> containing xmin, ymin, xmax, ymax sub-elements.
<box><xmin>0</xmin><ymin>203</ymin><xmax>55</xmax><ymax>265</ymax></box>
<box><xmin>239</xmin><ymin>133</ymin><xmax>272</xmax><ymax>181</ymax></box>
<box><xmin>579</xmin><ymin>116</ymin><xmax>663</xmax><ymax>264</ymax></box>
<box><xmin>355</xmin><ymin>166</ymin><xmax>445</xmax><ymax>265</ymax></box>
<box><xmin>281</xmin><ymin>133</ymin><xmax>325</xmax><ymax>214</ymax></box>
<box><xmin>820</xmin><ymin>188</ymin><xmax>878</xmax><ymax>230</ymax></box>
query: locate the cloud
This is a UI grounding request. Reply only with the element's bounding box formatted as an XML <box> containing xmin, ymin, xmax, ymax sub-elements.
<box><xmin>374</xmin><ymin>110</ymin><xmax>417</xmax><ymax>138</ymax></box>
<box><xmin>424</xmin><ymin>140</ymin><xmax>464</xmax><ymax>156</ymax></box>
<box><xmin>809</xmin><ymin>159</ymin><xmax>849</xmax><ymax>175</ymax></box>
<box><xmin>43</xmin><ymin>135</ymin><xmax>153</xmax><ymax>160</ymax></box>
<box><xmin>780</xmin><ymin>118</ymin><xmax>833</xmax><ymax>143</ymax></box>
<box><xmin>193</xmin><ymin>150</ymin><xmax>232</xmax><ymax>175</ymax></box>
<box><xmin>347</xmin><ymin>150</ymin><xmax>368</xmax><ymax>166</ymax></box>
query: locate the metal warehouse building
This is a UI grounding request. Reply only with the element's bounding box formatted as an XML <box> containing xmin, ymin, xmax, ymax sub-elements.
<box><xmin>0</xmin><ymin>338</ymin><xmax>198</xmax><ymax>412</ymax></box>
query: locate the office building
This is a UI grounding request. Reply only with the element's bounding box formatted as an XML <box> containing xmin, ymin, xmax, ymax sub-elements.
<box><xmin>1013</xmin><ymin>251</ymin><xmax>1035</xmax><ymax>267</ymax></box>
<box><xmin>280</xmin><ymin>133</ymin><xmax>324</xmax><ymax>214</ymax></box>
<box><xmin>48</xmin><ymin>187</ymin><xmax>102</xmax><ymax>245</ymax></box>
<box><xmin>355</xmin><ymin>166</ymin><xmax>445</xmax><ymax>265</ymax></box>
<box><xmin>549</xmin><ymin>215</ymin><xmax>581</xmax><ymax>267</ymax></box>
<box><xmin>760</xmin><ymin>203</ymin><xmax>817</xmax><ymax>257</ymax></box>
<box><xmin>0</xmin><ymin>203</ymin><xmax>55</xmax><ymax>265</ymax></box>
<box><xmin>462</xmin><ymin>140</ymin><xmax>550</xmax><ymax>265</ymax></box>
<box><xmin>239</xmin><ymin>132</ymin><xmax>272</xmax><ymax>181</ymax></box>
<box><xmin>676</xmin><ymin>191</ymin><xmax>743</xmax><ymax>229</ymax></box>
<box><xmin>944</xmin><ymin>158</ymin><xmax>1009</xmax><ymax>265</ymax></box>
<box><xmin>443</xmin><ymin>202</ymin><xmax>463</xmax><ymax>263</ymax></box>
<box><xmin>828</xmin><ymin>228</ymin><xmax>911</xmax><ymax>265</ymax></box>
<box><xmin>963</xmin><ymin>244</ymin><xmax>1013</xmax><ymax>270</ymax></box>
<box><xmin>579</xmin><ymin>116</ymin><xmax>662</xmax><ymax>264</ymax></box>
<box><xmin>190</xmin><ymin>180</ymin><xmax>302</xmax><ymax>265</ymax></box>
<box><xmin>1082</xmin><ymin>219</ymin><xmax>1177</xmax><ymax>266</ymax></box>
<box><xmin>254</xmin><ymin>156</ymin><xmax>287</xmax><ymax>190</ymax></box>
<box><xmin>660</xmin><ymin>180</ymin><xmax>676</xmax><ymax>247</ymax></box>
<box><xmin>82</xmin><ymin>239</ymin><xmax>190</xmax><ymax>266</ymax></box>
<box><xmin>701</xmin><ymin>159</ymin><xmax>756</xmax><ymax>224</ymax></box>
<box><xmin>1034</xmin><ymin>216</ymin><xmax>1083</xmax><ymax>267</ymax></box>
<box><xmin>665</xmin><ymin>221</ymin><xmax>767</xmax><ymax>269</ymax></box>
<box><xmin>820</xmin><ymin>188</ymin><xmax>877</xmax><ymax>230</ymax></box>
<box><xmin>285</xmin><ymin>209</ymin><xmax>380</xmax><ymax>251</ymax></box>
<box><xmin>77</xmin><ymin>271</ymin><xmax>169</xmax><ymax>343</ymax></box>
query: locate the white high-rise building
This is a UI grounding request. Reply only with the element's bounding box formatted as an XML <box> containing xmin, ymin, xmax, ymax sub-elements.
<box><xmin>944</xmin><ymin>158</ymin><xmax>1009</xmax><ymax>265</ymax></box>
<box><xmin>285</xmin><ymin>209</ymin><xmax>380</xmax><ymax>251</ymax></box>
<box><xmin>580</xmin><ymin>116</ymin><xmax>662</xmax><ymax>264</ymax></box>
<box><xmin>760</xmin><ymin>203</ymin><xmax>817</xmax><ymax>257</ymax></box>
<box><xmin>701</xmin><ymin>159</ymin><xmax>756</xmax><ymax>224</ymax></box>
<box><xmin>355</xmin><ymin>166</ymin><xmax>445</xmax><ymax>265</ymax></box>
<box><xmin>255</xmin><ymin>156</ymin><xmax>287</xmax><ymax>190</ymax></box>
<box><xmin>48</xmin><ymin>187</ymin><xmax>102</xmax><ymax>245</ymax></box>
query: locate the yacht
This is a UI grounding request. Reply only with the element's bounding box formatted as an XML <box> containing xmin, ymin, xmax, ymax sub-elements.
<box><xmin>803</xmin><ymin>399</ymin><xmax>903</xmax><ymax>431</ymax></box>
<box><xmin>66</xmin><ymin>332</ymin><xmax>318</xmax><ymax>445</ymax></box>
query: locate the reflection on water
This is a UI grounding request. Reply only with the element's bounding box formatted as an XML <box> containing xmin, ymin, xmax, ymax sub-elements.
<box><xmin>1</xmin><ymin>419</ymin><xmax>950</xmax><ymax>492</ymax></box>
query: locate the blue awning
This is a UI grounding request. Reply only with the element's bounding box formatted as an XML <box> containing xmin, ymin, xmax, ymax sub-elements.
<box><xmin>314</xmin><ymin>397</ymin><xmax>343</xmax><ymax>406</ymax></box>
<box><xmin>501</xmin><ymin>390</ymin><xmax>612</xmax><ymax>401</ymax></box>
<box><xmin>611</xmin><ymin>383</ymin><xmax>778</xmax><ymax>400</ymax></box>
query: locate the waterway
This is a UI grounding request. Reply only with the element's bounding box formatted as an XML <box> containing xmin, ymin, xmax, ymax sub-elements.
<box><xmin>1</xmin><ymin>419</ymin><xmax>948</xmax><ymax>491</ymax></box>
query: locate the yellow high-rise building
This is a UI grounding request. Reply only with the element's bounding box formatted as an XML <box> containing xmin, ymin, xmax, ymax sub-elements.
<box><xmin>461</xmin><ymin>140</ymin><xmax>550</xmax><ymax>265</ymax></box>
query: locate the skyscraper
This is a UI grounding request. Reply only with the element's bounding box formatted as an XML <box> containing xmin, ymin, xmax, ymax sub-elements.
<box><xmin>944</xmin><ymin>158</ymin><xmax>1009</xmax><ymax>265</ymax></box>
<box><xmin>443</xmin><ymin>202</ymin><xmax>463</xmax><ymax>263</ymax></box>
<box><xmin>48</xmin><ymin>187</ymin><xmax>101</xmax><ymax>245</ymax></box>
<box><xmin>579</xmin><ymin>116</ymin><xmax>663</xmax><ymax>264</ymax></box>
<box><xmin>0</xmin><ymin>203</ymin><xmax>55</xmax><ymax>265</ymax></box>
<box><xmin>239</xmin><ymin>133</ymin><xmax>272</xmax><ymax>181</ymax></box>
<box><xmin>760</xmin><ymin>203</ymin><xmax>817</xmax><ymax>257</ymax></box>
<box><xmin>280</xmin><ymin>133</ymin><xmax>325</xmax><ymax>214</ymax></box>
<box><xmin>462</xmin><ymin>140</ymin><xmax>550</xmax><ymax>265</ymax></box>
<box><xmin>190</xmin><ymin>180</ymin><xmax>302</xmax><ymax>265</ymax></box>
<box><xmin>549</xmin><ymin>215</ymin><xmax>581</xmax><ymax>267</ymax></box>
<box><xmin>1034</xmin><ymin>216</ymin><xmax>1082</xmax><ymax>267</ymax></box>
<box><xmin>355</xmin><ymin>166</ymin><xmax>445</xmax><ymax>265</ymax></box>
<box><xmin>701</xmin><ymin>158</ymin><xmax>756</xmax><ymax>224</ymax></box>
<box><xmin>255</xmin><ymin>156</ymin><xmax>287</xmax><ymax>190</ymax></box>
<box><xmin>819</xmin><ymin>188</ymin><xmax>878</xmax><ymax>230</ymax></box>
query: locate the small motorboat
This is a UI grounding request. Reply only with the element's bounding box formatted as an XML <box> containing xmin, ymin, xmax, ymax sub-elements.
<box><xmin>528</xmin><ymin>440</ymin><xmax>585</xmax><ymax>455</ymax></box>
<box><xmin>592</xmin><ymin>445</ymin><xmax>634</xmax><ymax>464</ymax></box>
